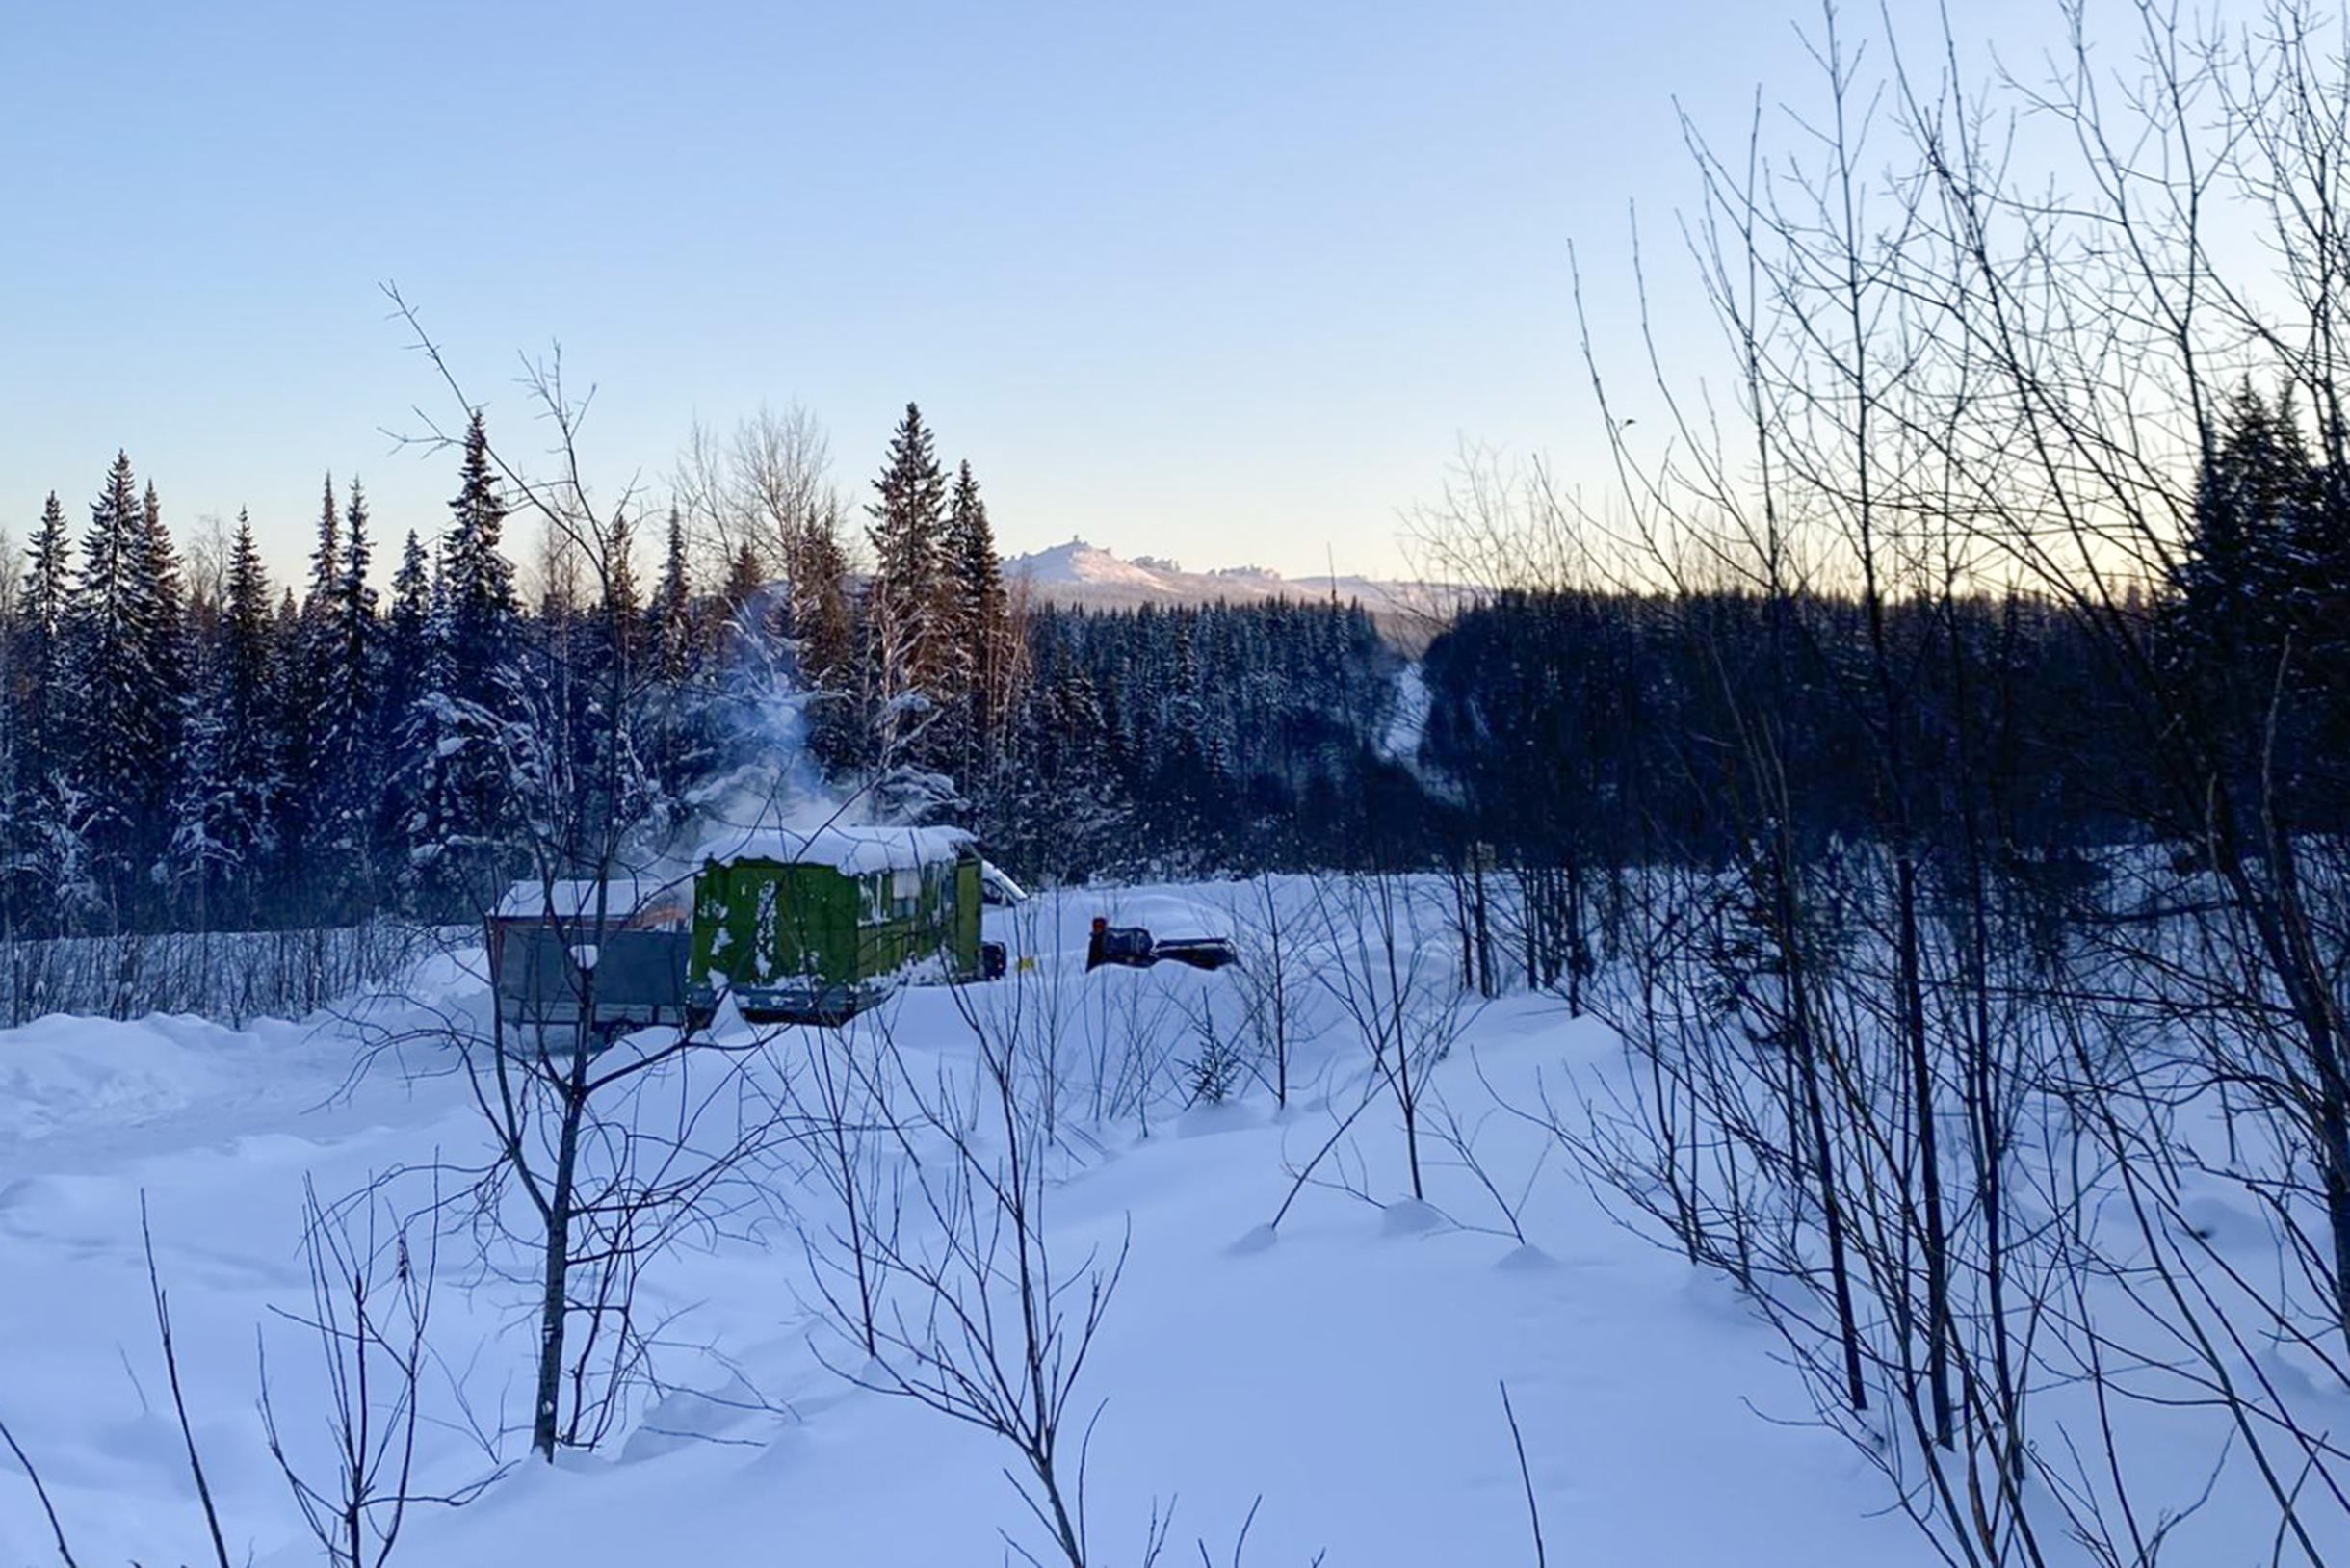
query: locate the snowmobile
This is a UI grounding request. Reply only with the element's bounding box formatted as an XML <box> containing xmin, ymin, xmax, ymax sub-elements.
<box><xmin>1084</xmin><ymin>916</ymin><xmax>1239</xmax><ymax>974</ymax></box>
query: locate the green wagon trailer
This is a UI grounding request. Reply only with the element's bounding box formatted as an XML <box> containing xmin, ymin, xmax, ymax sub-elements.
<box><xmin>687</xmin><ymin>825</ymin><xmax>986</xmax><ymax>1024</ymax></box>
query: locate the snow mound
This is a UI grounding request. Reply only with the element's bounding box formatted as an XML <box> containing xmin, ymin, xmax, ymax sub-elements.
<box><xmin>0</xmin><ymin>1014</ymin><xmax>247</xmax><ymax>1145</ymax></box>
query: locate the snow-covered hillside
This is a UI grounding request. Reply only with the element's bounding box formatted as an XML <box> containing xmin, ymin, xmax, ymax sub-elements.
<box><xmin>1004</xmin><ymin>538</ymin><xmax>1464</xmax><ymax>621</ymax></box>
<box><xmin>0</xmin><ymin>881</ymin><xmax>1926</xmax><ymax>1568</ymax></box>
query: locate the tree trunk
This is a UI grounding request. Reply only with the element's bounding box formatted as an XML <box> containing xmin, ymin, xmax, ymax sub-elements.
<box><xmin>534</xmin><ymin>972</ymin><xmax>597</xmax><ymax>1461</ymax></box>
<box><xmin>1897</xmin><ymin>855</ymin><xmax>1955</xmax><ymax>1447</ymax></box>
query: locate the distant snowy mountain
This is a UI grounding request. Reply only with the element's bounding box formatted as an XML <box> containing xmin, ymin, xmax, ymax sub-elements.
<box><xmin>1003</xmin><ymin>537</ymin><xmax>1465</xmax><ymax>623</ymax></box>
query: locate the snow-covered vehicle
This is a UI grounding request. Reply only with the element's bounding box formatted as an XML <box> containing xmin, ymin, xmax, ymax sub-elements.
<box><xmin>1084</xmin><ymin>916</ymin><xmax>1238</xmax><ymax>974</ymax></box>
<box><xmin>979</xmin><ymin>859</ymin><xmax>1029</xmax><ymax>906</ymax></box>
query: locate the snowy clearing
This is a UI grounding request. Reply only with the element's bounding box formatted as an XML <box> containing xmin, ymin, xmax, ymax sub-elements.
<box><xmin>0</xmin><ymin>878</ymin><xmax>2067</xmax><ymax>1566</ymax></box>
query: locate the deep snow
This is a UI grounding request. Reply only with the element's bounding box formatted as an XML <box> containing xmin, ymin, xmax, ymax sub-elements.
<box><xmin>0</xmin><ymin>880</ymin><xmax>1926</xmax><ymax>1567</ymax></box>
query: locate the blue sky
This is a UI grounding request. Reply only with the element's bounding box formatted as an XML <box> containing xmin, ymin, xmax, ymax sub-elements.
<box><xmin>3</xmin><ymin>0</ymin><xmax>2069</xmax><ymax>586</ymax></box>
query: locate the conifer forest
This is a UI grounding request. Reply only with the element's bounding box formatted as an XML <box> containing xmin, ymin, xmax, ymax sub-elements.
<box><xmin>8</xmin><ymin>377</ymin><xmax>2343</xmax><ymax>942</ymax></box>
<box><xmin>0</xmin><ymin>399</ymin><xmax>1434</xmax><ymax>945</ymax></box>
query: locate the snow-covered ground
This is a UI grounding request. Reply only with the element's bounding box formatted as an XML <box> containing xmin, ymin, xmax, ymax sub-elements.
<box><xmin>1</xmin><ymin>879</ymin><xmax>1933</xmax><ymax>1566</ymax></box>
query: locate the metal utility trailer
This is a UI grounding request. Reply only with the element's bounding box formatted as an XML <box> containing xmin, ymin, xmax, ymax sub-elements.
<box><xmin>688</xmin><ymin>825</ymin><xmax>986</xmax><ymax>1025</ymax></box>
<box><xmin>487</xmin><ymin>877</ymin><xmax>698</xmax><ymax>1042</ymax></box>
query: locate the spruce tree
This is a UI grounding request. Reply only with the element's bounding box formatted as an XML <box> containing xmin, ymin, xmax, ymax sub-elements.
<box><xmin>20</xmin><ymin>492</ymin><xmax>71</xmax><ymax>790</ymax></box>
<box><xmin>217</xmin><ymin>511</ymin><xmax>281</xmax><ymax>909</ymax></box>
<box><xmin>442</xmin><ymin>410</ymin><xmax>517</xmax><ymax>696</ymax></box>
<box><xmin>279</xmin><ymin>474</ymin><xmax>343</xmax><ymax>892</ymax></box>
<box><xmin>222</xmin><ymin>514</ymin><xmax>277</xmax><ymax>714</ymax></box>
<box><xmin>648</xmin><ymin>507</ymin><xmax>696</xmax><ymax>684</ymax></box>
<box><xmin>382</xmin><ymin>529</ymin><xmax>432</xmax><ymax>722</ymax></box>
<box><xmin>399</xmin><ymin>563</ymin><xmax>468</xmax><ymax>916</ymax></box>
<box><xmin>637</xmin><ymin>506</ymin><xmax>714</xmax><ymax>832</ymax></box>
<box><xmin>339</xmin><ymin>480</ymin><xmax>378</xmax><ymax>659</ymax></box>
<box><xmin>864</xmin><ymin>402</ymin><xmax>950</xmax><ymax>769</ymax></box>
<box><xmin>714</xmin><ymin>538</ymin><xmax>775</xmax><ymax>679</ymax></box>
<box><xmin>134</xmin><ymin>482</ymin><xmax>191</xmax><ymax>902</ymax></box>
<box><xmin>68</xmin><ymin>455</ymin><xmax>144</xmax><ymax>842</ymax></box>
<box><xmin>601</xmin><ymin>506</ymin><xmax>642</xmax><ymax>667</ymax></box>
<box><xmin>2177</xmin><ymin>383</ymin><xmax>2319</xmax><ymax>666</ymax></box>
<box><xmin>306</xmin><ymin>473</ymin><xmax>341</xmax><ymax>616</ymax></box>
<box><xmin>400</xmin><ymin>411</ymin><xmax>519</xmax><ymax>916</ymax></box>
<box><xmin>168</xmin><ymin>630</ymin><xmax>235</xmax><ymax>928</ymax></box>
<box><xmin>67</xmin><ymin>454</ymin><xmax>185</xmax><ymax>910</ymax></box>
<box><xmin>793</xmin><ymin>505</ymin><xmax>861</xmax><ymax>774</ymax></box>
<box><xmin>376</xmin><ymin>528</ymin><xmax>433</xmax><ymax>869</ymax></box>
<box><xmin>319</xmin><ymin>478</ymin><xmax>381</xmax><ymax>909</ymax></box>
<box><xmin>720</xmin><ymin>538</ymin><xmax>764</xmax><ymax>617</ymax></box>
<box><xmin>942</xmin><ymin>459</ymin><xmax>1011</xmax><ymax>772</ymax></box>
<box><xmin>2173</xmin><ymin>381</ymin><xmax>2350</xmax><ymax>823</ymax></box>
<box><xmin>136</xmin><ymin>480</ymin><xmax>187</xmax><ymax>768</ymax></box>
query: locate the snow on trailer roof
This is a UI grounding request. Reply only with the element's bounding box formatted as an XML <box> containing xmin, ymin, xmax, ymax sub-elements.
<box><xmin>493</xmin><ymin>876</ymin><xmax>692</xmax><ymax>921</ymax></box>
<box><xmin>694</xmin><ymin>824</ymin><xmax>977</xmax><ymax>876</ymax></box>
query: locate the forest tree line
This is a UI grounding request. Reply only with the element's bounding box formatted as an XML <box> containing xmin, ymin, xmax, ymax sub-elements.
<box><xmin>0</xmin><ymin>373</ymin><xmax>2331</xmax><ymax>940</ymax></box>
<box><xmin>1448</xmin><ymin>382</ymin><xmax>2343</xmax><ymax>844</ymax></box>
<box><xmin>0</xmin><ymin>400</ymin><xmax>1434</xmax><ymax>937</ymax></box>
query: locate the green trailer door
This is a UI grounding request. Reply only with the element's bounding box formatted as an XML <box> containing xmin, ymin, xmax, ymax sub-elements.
<box><xmin>953</xmin><ymin>855</ymin><xmax>981</xmax><ymax>975</ymax></box>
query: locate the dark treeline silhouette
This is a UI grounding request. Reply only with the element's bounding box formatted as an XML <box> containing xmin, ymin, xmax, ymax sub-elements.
<box><xmin>3</xmin><ymin>371</ymin><xmax>2325</xmax><ymax>940</ymax></box>
<box><xmin>1422</xmin><ymin>585</ymin><xmax>2140</xmax><ymax>871</ymax></box>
